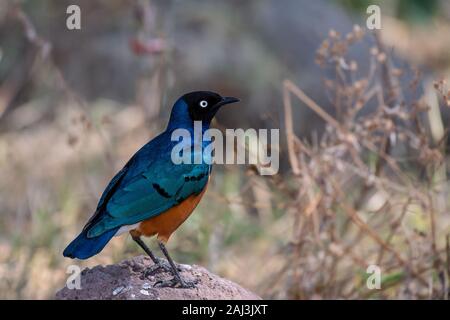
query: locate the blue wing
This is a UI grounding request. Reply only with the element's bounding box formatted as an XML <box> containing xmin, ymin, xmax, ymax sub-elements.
<box><xmin>86</xmin><ymin>133</ymin><xmax>211</xmax><ymax>237</ymax></box>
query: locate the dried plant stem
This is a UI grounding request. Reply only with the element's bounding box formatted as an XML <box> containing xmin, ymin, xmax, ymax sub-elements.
<box><xmin>283</xmin><ymin>80</ymin><xmax>301</xmax><ymax>175</ymax></box>
<box><xmin>332</xmin><ymin>181</ymin><xmax>429</xmax><ymax>287</ymax></box>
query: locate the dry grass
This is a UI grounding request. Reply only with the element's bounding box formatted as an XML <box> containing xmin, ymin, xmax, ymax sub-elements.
<box><xmin>261</xmin><ymin>26</ymin><xmax>450</xmax><ymax>299</ymax></box>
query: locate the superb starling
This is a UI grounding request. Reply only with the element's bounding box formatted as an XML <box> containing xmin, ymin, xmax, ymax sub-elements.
<box><xmin>63</xmin><ymin>91</ymin><xmax>239</xmax><ymax>288</ymax></box>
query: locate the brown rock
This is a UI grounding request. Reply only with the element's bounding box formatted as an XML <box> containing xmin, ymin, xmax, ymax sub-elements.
<box><xmin>56</xmin><ymin>255</ymin><xmax>260</xmax><ymax>300</ymax></box>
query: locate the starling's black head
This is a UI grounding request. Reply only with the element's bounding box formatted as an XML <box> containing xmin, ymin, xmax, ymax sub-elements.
<box><xmin>181</xmin><ymin>91</ymin><xmax>239</xmax><ymax>123</ymax></box>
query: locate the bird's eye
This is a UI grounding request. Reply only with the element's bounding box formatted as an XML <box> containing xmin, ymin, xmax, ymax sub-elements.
<box><xmin>199</xmin><ymin>100</ymin><xmax>208</xmax><ymax>108</ymax></box>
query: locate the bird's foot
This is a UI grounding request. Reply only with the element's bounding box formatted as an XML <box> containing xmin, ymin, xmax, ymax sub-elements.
<box><xmin>144</xmin><ymin>258</ymin><xmax>180</xmax><ymax>277</ymax></box>
<box><xmin>154</xmin><ymin>276</ymin><xmax>198</xmax><ymax>289</ymax></box>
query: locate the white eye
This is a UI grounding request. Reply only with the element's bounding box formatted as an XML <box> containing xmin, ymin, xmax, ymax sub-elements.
<box><xmin>199</xmin><ymin>100</ymin><xmax>208</xmax><ymax>108</ymax></box>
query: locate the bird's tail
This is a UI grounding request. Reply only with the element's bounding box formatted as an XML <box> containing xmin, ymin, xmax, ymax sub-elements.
<box><xmin>63</xmin><ymin>227</ymin><xmax>119</xmax><ymax>260</ymax></box>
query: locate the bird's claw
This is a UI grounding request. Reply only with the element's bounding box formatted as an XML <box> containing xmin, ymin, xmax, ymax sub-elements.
<box><xmin>144</xmin><ymin>258</ymin><xmax>181</xmax><ymax>277</ymax></box>
<box><xmin>154</xmin><ymin>277</ymin><xmax>198</xmax><ymax>289</ymax></box>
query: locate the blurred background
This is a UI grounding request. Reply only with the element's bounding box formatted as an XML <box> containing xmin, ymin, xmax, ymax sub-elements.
<box><xmin>1</xmin><ymin>0</ymin><xmax>450</xmax><ymax>299</ymax></box>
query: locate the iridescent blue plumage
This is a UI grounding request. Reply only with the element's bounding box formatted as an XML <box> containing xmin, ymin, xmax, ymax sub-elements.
<box><xmin>63</xmin><ymin>92</ymin><xmax>238</xmax><ymax>259</ymax></box>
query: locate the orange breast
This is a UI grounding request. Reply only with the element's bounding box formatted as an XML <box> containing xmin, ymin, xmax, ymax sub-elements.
<box><xmin>132</xmin><ymin>187</ymin><xmax>207</xmax><ymax>243</ymax></box>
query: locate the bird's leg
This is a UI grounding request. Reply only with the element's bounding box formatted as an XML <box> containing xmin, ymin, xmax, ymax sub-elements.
<box><xmin>154</xmin><ymin>240</ymin><xmax>197</xmax><ymax>289</ymax></box>
<box><xmin>131</xmin><ymin>235</ymin><xmax>172</xmax><ymax>276</ymax></box>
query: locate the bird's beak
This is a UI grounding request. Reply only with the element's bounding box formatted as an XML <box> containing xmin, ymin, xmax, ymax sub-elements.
<box><xmin>214</xmin><ymin>96</ymin><xmax>240</xmax><ymax>109</ymax></box>
<box><xmin>222</xmin><ymin>96</ymin><xmax>240</xmax><ymax>105</ymax></box>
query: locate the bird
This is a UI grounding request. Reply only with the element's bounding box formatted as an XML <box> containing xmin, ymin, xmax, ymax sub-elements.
<box><xmin>63</xmin><ymin>91</ymin><xmax>239</xmax><ymax>288</ymax></box>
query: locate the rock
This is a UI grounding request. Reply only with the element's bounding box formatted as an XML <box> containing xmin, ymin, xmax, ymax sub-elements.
<box><xmin>56</xmin><ymin>255</ymin><xmax>260</xmax><ymax>300</ymax></box>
